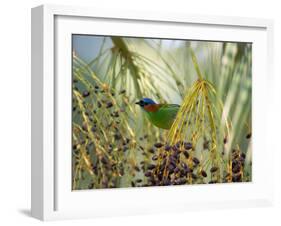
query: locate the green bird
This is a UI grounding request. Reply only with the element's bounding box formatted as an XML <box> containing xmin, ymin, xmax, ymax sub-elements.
<box><xmin>135</xmin><ymin>98</ymin><xmax>180</xmax><ymax>130</ymax></box>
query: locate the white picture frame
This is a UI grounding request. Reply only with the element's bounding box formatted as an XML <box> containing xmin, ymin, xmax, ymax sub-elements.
<box><xmin>31</xmin><ymin>4</ymin><xmax>274</xmax><ymax>221</ymax></box>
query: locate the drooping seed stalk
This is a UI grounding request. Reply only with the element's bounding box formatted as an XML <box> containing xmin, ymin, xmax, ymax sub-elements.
<box><xmin>163</xmin><ymin>49</ymin><xmax>227</xmax><ymax>182</ymax></box>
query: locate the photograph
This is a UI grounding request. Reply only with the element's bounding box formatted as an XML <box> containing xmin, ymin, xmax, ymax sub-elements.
<box><xmin>71</xmin><ymin>35</ymin><xmax>252</xmax><ymax>190</ymax></box>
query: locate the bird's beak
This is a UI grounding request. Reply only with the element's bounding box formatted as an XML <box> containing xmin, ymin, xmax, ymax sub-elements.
<box><xmin>135</xmin><ymin>101</ymin><xmax>140</xmax><ymax>105</ymax></box>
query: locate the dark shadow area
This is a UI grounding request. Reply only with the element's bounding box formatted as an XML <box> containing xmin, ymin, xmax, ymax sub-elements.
<box><xmin>18</xmin><ymin>209</ymin><xmax>31</xmax><ymax>217</ymax></box>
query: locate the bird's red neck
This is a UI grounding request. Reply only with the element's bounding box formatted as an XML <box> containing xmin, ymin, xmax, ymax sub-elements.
<box><xmin>144</xmin><ymin>104</ymin><xmax>162</xmax><ymax>112</ymax></box>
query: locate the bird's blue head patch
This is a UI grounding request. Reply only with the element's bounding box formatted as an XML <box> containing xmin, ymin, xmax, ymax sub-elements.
<box><xmin>135</xmin><ymin>98</ymin><xmax>156</xmax><ymax>107</ymax></box>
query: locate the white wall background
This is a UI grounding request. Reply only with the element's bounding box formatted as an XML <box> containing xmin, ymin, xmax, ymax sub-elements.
<box><xmin>0</xmin><ymin>0</ymin><xmax>280</xmax><ymax>225</ymax></box>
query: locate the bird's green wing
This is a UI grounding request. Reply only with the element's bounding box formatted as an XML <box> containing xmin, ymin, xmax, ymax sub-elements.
<box><xmin>146</xmin><ymin>104</ymin><xmax>180</xmax><ymax>129</ymax></box>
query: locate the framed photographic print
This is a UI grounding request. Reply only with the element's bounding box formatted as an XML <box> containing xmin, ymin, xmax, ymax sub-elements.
<box><xmin>31</xmin><ymin>4</ymin><xmax>274</xmax><ymax>221</ymax></box>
